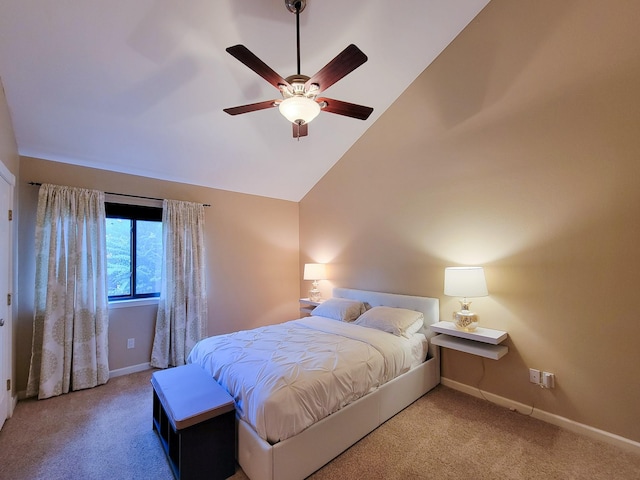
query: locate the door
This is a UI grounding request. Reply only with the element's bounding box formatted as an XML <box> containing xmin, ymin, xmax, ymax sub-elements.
<box><xmin>0</xmin><ymin>160</ymin><xmax>14</xmax><ymax>431</ymax></box>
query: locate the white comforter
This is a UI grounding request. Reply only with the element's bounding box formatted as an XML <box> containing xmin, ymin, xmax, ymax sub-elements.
<box><xmin>187</xmin><ymin>316</ymin><xmax>420</xmax><ymax>443</ymax></box>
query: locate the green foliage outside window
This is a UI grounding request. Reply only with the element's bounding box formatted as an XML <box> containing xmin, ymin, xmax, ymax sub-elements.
<box><xmin>106</xmin><ymin>218</ymin><xmax>132</xmax><ymax>297</ymax></box>
<box><xmin>106</xmin><ymin>205</ymin><xmax>162</xmax><ymax>299</ymax></box>
<box><xmin>136</xmin><ymin>220</ymin><xmax>162</xmax><ymax>294</ymax></box>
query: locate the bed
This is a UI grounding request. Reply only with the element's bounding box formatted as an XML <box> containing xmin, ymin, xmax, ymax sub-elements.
<box><xmin>187</xmin><ymin>288</ymin><xmax>440</xmax><ymax>480</ymax></box>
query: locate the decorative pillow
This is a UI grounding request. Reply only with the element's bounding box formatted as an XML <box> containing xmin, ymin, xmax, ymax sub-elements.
<box><xmin>311</xmin><ymin>297</ymin><xmax>366</xmax><ymax>322</ymax></box>
<box><xmin>354</xmin><ymin>306</ymin><xmax>424</xmax><ymax>337</ymax></box>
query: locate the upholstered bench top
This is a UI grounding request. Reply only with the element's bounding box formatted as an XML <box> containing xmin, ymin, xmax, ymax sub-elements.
<box><xmin>151</xmin><ymin>364</ymin><xmax>235</xmax><ymax>430</ymax></box>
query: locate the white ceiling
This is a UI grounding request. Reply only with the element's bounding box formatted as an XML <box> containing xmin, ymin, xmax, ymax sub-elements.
<box><xmin>0</xmin><ymin>0</ymin><xmax>489</xmax><ymax>201</ymax></box>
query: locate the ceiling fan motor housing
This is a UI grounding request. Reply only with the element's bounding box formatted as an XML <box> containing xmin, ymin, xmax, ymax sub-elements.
<box><xmin>281</xmin><ymin>75</ymin><xmax>319</xmax><ymax>99</ymax></box>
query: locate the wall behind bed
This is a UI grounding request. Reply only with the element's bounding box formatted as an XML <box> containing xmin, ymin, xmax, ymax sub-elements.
<box><xmin>14</xmin><ymin>156</ymin><xmax>300</xmax><ymax>393</ymax></box>
<box><xmin>299</xmin><ymin>0</ymin><xmax>640</xmax><ymax>444</ymax></box>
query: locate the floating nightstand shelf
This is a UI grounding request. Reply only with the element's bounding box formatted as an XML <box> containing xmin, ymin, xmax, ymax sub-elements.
<box><xmin>299</xmin><ymin>298</ymin><xmax>323</xmax><ymax>316</ymax></box>
<box><xmin>430</xmin><ymin>321</ymin><xmax>508</xmax><ymax>360</ymax></box>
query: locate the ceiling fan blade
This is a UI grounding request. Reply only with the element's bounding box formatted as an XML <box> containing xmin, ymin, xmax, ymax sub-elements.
<box><xmin>305</xmin><ymin>44</ymin><xmax>368</xmax><ymax>93</ymax></box>
<box><xmin>223</xmin><ymin>100</ymin><xmax>279</xmax><ymax>116</ymax></box>
<box><xmin>317</xmin><ymin>98</ymin><xmax>373</xmax><ymax>120</ymax></box>
<box><xmin>226</xmin><ymin>45</ymin><xmax>291</xmax><ymax>90</ymax></box>
<box><xmin>292</xmin><ymin>122</ymin><xmax>308</xmax><ymax>138</ymax></box>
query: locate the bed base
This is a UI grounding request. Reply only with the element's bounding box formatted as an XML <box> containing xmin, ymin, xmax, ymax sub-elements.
<box><xmin>237</xmin><ymin>353</ymin><xmax>439</xmax><ymax>480</ymax></box>
<box><xmin>236</xmin><ymin>287</ymin><xmax>441</xmax><ymax>480</ymax></box>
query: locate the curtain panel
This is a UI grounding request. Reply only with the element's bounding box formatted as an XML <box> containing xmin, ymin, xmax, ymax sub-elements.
<box><xmin>151</xmin><ymin>199</ymin><xmax>207</xmax><ymax>368</ymax></box>
<box><xmin>26</xmin><ymin>184</ymin><xmax>109</xmax><ymax>399</ymax></box>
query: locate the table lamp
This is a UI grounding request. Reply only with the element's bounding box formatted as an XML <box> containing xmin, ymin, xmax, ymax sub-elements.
<box><xmin>444</xmin><ymin>266</ymin><xmax>488</xmax><ymax>332</ymax></box>
<box><xmin>303</xmin><ymin>263</ymin><xmax>326</xmax><ymax>302</ymax></box>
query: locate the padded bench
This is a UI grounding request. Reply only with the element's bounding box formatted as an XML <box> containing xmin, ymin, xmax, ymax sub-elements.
<box><xmin>151</xmin><ymin>364</ymin><xmax>236</xmax><ymax>480</ymax></box>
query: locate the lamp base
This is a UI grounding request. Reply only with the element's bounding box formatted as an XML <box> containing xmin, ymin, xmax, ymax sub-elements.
<box><xmin>453</xmin><ymin>310</ymin><xmax>478</xmax><ymax>332</ymax></box>
<box><xmin>309</xmin><ymin>280</ymin><xmax>322</xmax><ymax>302</ymax></box>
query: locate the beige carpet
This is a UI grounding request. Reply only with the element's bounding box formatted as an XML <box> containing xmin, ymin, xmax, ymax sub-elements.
<box><xmin>1</xmin><ymin>369</ymin><xmax>638</xmax><ymax>479</ymax></box>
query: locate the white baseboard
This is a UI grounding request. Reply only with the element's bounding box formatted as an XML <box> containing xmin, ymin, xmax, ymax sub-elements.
<box><xmin>8</xmin><ymin>393</ymin><xmax>18</xmax><ymax>418</ymax></box>
<box><xmin>441</xmin><ymin>377</ymin><xmax>640</xmax><ymax>455</ymax></box>
<box><xmin>16</xmin><ymin>363</ymin><xmax>154</xmax><ymax>400</ymax></box>
<box><xmin>109</xmin><ymin>362</ymin><xmax>152</xmax><ymax>378</ymax></box>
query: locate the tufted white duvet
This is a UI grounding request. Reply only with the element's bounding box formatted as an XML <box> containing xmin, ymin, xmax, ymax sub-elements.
<box><xmin>187</xmin><ymin>316</ymin><xmax>425</xmax><ymax>443</ymax></box>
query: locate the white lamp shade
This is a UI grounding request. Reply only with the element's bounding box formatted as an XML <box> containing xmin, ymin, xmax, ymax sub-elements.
<box><xmin>279</xmin><ymin>96</ymin><xmax>321</xmax><ymax>124</ymax></box>
<box><xmin>444</xmin><ymin>267</ymin><xmax>488</xmax><ymax>298</ymax></box>
<box><xmin>303</xmin><ymin>263</ymin><xmax>326</xmax><ymax>280</ymax></box>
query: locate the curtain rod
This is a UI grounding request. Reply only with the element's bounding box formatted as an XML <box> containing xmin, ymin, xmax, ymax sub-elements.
<box><xmin>28</xmin><ymin>182</ymin><xmax>211</xmax><ymax>207</ymax></box>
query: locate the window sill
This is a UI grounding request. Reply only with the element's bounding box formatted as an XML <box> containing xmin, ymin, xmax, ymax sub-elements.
<box><xmin>108</xmin><ymin>298</ymin><xmax>160</xmax><ymax>309</ymax></box>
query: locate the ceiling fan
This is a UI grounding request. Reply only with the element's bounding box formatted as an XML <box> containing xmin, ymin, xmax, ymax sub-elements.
<box><xmin>223</xmin><ymin>0</ymin><xmax>373</xmax><ymax>139</ymax></box>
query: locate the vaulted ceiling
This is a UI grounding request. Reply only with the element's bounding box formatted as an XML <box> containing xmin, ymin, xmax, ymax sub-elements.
<box><xmin>0</xmin><ymin>0</ymin><xmax>489</xmax><ymax>201</ymax></box>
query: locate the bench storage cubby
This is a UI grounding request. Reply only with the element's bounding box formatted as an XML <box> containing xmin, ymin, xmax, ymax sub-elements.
<box><xmin>151</xmin><ymin>364</ymin><xmax>235</xmax><ymax>480</ymax></box>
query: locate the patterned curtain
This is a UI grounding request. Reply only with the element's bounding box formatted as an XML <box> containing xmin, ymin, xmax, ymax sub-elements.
<box><xmin>150</xmin><ymin>200</ymin><xmax>207</xmax><ymax>368</ymax></box>
<box><xmin>26</xmin><ymin>184</ymin><xmax>109</xmax><ymax>399</ymax></box>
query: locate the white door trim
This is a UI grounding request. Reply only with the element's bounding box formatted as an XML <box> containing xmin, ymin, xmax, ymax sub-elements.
<box><xmin>0</xmin><ymin>158</ymin><xmax>15</xmax><ymax>429</ymax></box>
<box><xmin>0</xmin><ymin>158</ymin><xmax>15</xmax><ymax>186</ymax></box>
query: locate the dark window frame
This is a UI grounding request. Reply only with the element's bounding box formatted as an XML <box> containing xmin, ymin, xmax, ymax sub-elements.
<box><xmin>106</xmin><ymin>202</ymin><xmax>163</xmax><ymax>301</ymax></box>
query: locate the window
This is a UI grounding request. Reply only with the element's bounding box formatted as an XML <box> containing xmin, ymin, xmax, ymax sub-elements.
<box><xmin>106</xmin><ymin>202</ymin><xmax>163</xmax><ymax>300</ymax></box>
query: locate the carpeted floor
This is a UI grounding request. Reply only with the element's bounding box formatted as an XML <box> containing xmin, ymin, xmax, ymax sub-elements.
<box><xmin>0</xmin><ymin>369</ymin><xmax>638</xmax><ymax>479</ymax></box>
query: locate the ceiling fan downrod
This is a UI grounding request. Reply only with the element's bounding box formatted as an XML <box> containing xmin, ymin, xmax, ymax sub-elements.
<box><xmin>285</xmin><ymin>0</ymin><xmax>306</xmax><ymax>76</ymax></box>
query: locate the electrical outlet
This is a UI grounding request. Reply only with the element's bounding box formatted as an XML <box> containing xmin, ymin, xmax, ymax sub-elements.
<box><xmin>127</xmin><ymin>338</ymin><xmax>135</xmax><ymax>349</ymax></box>
<box><xmin>542</xmin><ymin>371</ymin><xmax>555</xmax><ymax>388</ymax></box>
<box><xmin>529</xmin><ymin>368</ymin><xmax>541</xmax><ymax>384</ymax></box>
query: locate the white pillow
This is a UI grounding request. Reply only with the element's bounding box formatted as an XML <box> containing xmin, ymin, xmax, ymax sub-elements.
<box><xmin>354</xmin><ymin>306</ymin><xmax>424</xmax><ymax>337</ymax></box>
<box><xmin>311</xmin><ymin>297</ymin><xmax>366</xmax><ymax>322</ymax></box>
<box><xmin>404</xmin><ymin>317</ymin><xmax>425</xmax><ymax>337</ymax></box>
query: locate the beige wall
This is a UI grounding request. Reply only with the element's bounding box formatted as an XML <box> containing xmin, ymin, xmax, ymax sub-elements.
<box><xmin>16</xmin><ymin>157</ymin><xmax>300</xmax><ymax>390</ymax></box>
<box><xmin>300</xmin><ymin>0</ymin><xmax>640</xmax><ymax>442</ymax></box>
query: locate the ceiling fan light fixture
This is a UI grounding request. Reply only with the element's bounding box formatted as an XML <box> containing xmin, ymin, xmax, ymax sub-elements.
<box><xmin>278</xmin><ymin>96</ymin><xmax>320</xmax><ymax>125</ymax></box>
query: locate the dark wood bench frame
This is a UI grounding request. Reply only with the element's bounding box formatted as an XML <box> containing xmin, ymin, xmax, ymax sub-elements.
<box><xmin>151</xmin><ymin>364</ymin><xmax>236</xmax><ymax>480</ymax></box>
